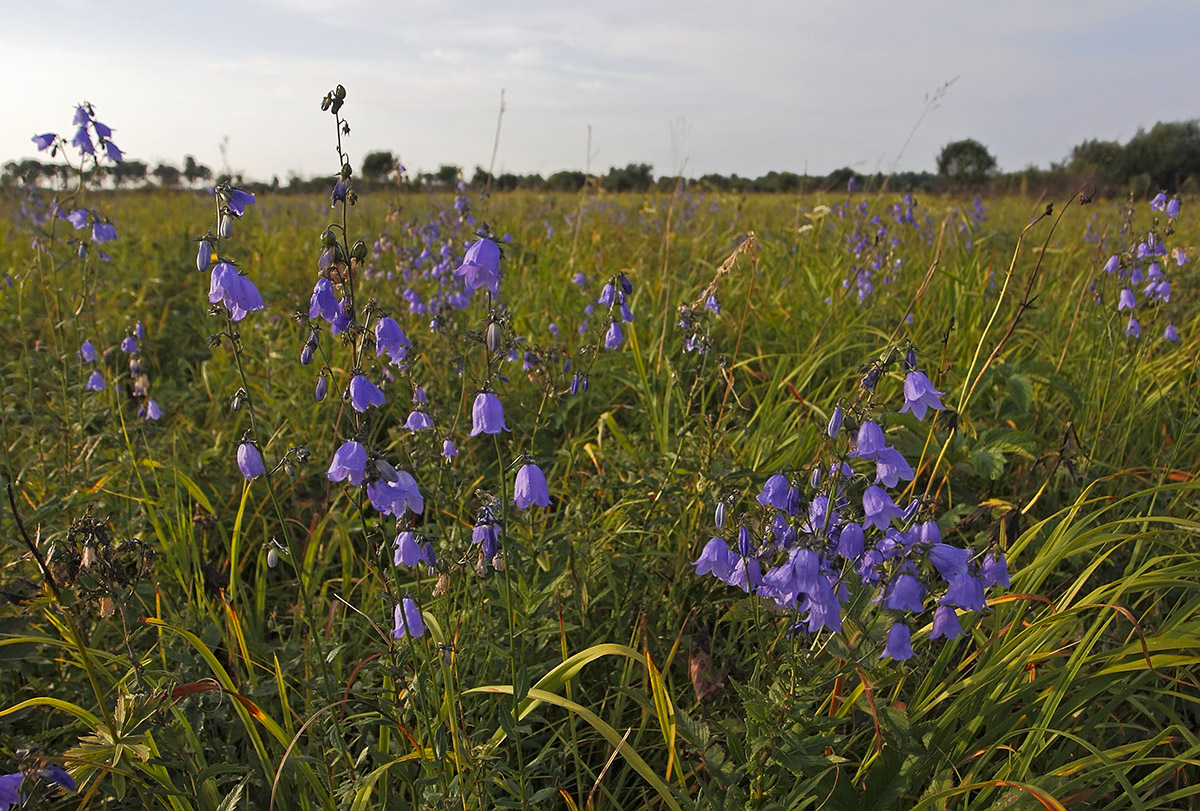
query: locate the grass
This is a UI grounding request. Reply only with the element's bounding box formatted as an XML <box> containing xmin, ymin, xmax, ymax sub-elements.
<box><xmin>0</xmin><ymin>176</ymin><xmax>1198</xmax><ymax>809</ymax></box>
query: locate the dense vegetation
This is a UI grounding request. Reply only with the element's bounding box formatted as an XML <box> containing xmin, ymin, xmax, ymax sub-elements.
<box><xmin>1</xmin><ymin>97</ymin><xmax>1198</xmax><ymax>810</ymax></box>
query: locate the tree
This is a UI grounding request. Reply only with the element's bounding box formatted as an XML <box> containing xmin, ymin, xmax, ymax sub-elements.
<box><xmin>361</xmin><ymin>150</ymin><xmax>397</xmax><ymax>183</ymax></box>
<box><xmin>152</xmin><ymin>162</ymin><xmax>182</xmax><ymax>188</ymax></box>
<box><xmin>112</xmin><ymin>159</ymin><xmax>149</xmax><ymax>189</ymax></box>
<box><xmin>183</xmin><ymin>155</ymin><xmax>213</xmax><ymax>187</ymax></box>
<box><xmin>434</xmin><ymin>164</ymin><xmax>461</xmax><ymax>189</ymax></box>
<box><xmin>937</xmin><ymin>139</ymin><xmax>997</xmax><ymax>185</ymax></box>
<box><xmin>605</xmin><ymin>163</ymin><xmax>654</xmax><ymax>192</ymax></box>
<box><xmin>545</xmin><ymin>170</ymin><xmax>586</xmax><ymax>192</ymax></box>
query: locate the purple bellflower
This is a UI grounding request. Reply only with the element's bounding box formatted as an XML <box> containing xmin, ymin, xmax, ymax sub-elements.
<box><xmin>693</xmin><ymin>537</ymin><xmax>735</xmax><ymax>581</ymax></box>
<box><xmin>375</xmin><ymin>316</ymin><xmax>411</xmax><ymax>363</ymax></box>
<box><xmin>470</xmin><ymin>391</ymin><xmax>508</xmax><ymax>436</ymax></box>
<box><xmin>0</xmin><ymin>773</ymin><xmax>23</xmax><ymax>808</ymax></box>
<box><xmin>209</xmin><ymin>263</ymin><xmax>265</xmax><ymax>321</ymax></box>
<box><xmin>513</xmin><ymin>463</ymin><xmax>552</xmax><ymax>509</ymax></box>
<box><xmin>393</xmin><ymin>531</ymin><xmax>435</xmax><ymax>567</ymax></box>
<box><xmin>78</xmin><ymin>340</ymin><xmax>98</xmax><ymax>362</ymax></box>
<box><xmin>930</xmin><ymin>605</ymin><xmax>963</xmax><ymax>640</ymax></box>
<box><xmin>32</xmin><ymin>133</ymin><xmax>56</xmax><ymax>151</ymax></box>
<box><xmin>85</xmin><ymin>370</ymin><xmax>106</xmax><ymax>391</ymax></box>
<box><xmin>349</xmin><ymin>374</ymin><xmax>386</xmax><ymax>412</ymax></box>
<box><xmin>901</xmin><ymin>370</ymin><xmax>946</xmax><ymax>421</ymax></box>
<box><xmin>862</xmin><ymin>486</ymin><xmax>904</xmax><ymax>530</ymax></box>
<box><xmin>454</xmin><ymin>237</ymin><xmax>501</xmax><ymax>296</ymax></box>
<box><xmin>882</xmin><ymin>623</ymin><xmax>914</xmax><ymax>660</ymax></box>
<box><xmin>309</xmin><ymin>278</ymin><xmax>340</xmax><ymax>322</ymax></box>
<box><xmin>405</xmin><ymin>409</ymin><xmax>434</xmax><ymax>431</ymax></box>
<box><xmin>237</xmin><ymin>442</ymin><xmax>266</xmax><ymax>480</ymax></box>
<box><xmin>368</xmin><ymin>471</ymin><xmax>424</xmax><ymax>517</ymax></box>
<box><xmin>327</xmin><ymin>440</ymin><xmax>367</xmax><ymax>485</ymax></box>
<box><xmin>392</xmin><ymin>597</ymin><xmax>426</xmax><ymax>639</ymax></box>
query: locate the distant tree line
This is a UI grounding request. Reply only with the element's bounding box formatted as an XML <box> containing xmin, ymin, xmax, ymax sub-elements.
<box><xmin>6</xmin><ymin>120</ymin><xmax>1199</xmax><ymax>197</ymax></box>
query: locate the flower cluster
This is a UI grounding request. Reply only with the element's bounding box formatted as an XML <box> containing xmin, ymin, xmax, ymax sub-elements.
<box><xmin>33</xmin><ymin>103</ymin><xmax>123</xmax><ymax>164</ymax></box>
<box><xmin>694</xmin><ymin>351</ymin><xmax>1010</xmax><ymax>660</ymax></box>
<box><xmin>834</xmin><ymin>195</ymin><xmax>935</xmax><ymax>304</ymax></box>
<box><xmin>1100</xmin><ymin>193</ymin><xmax>1187</xmax><ymax>342</ymax></box>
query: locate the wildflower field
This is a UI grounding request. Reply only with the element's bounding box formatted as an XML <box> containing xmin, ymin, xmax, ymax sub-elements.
<box><xmin>2</xmin><ymin>97</ymin><xmax>1199</xmax><ymax>810</ymax></box>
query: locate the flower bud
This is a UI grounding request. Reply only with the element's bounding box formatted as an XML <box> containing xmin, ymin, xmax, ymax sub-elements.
<box><xmin>219</xmin><ymin>214</ymin><xmax>233</xmax><ymax>240</ymax></box>
<box><xmin>300</xmin><ymin>338</ymin><xmax>316</xmax><ymax>365</ymax></box>
<box><xmin>714</xmin><ymin>501</ymin><xmax>726</xmax><ymax>529</ymax></box>
<box><xmin>827</xmin><ymin>406</ymin><xmax>844</xmax><ymax>438</ymax></box>
<box><xmin>267</xmin><ymin>547</ymin><xmax>279</xmax><ymax>568</ymax></box>
<box><xmin>315</xmin><ymin>374</ymin><xmax>327</xmax><ymax>402</ymax></box>
<box><xmin>376</xmin><ymin>458</ymin><xmax>399</xmax><ymax>483</ymax></box>
<box><xmin>197</xmin><ymin>239</ymin><xmax>212</xmax><ymax>272</ymax></box>
<box><xmin>486</xmin><ymin>321</ymin><xmax>503</xmax><ymax>353</ymax></box>
<box><xmin>351</xmin><ymin>239</ymin><xmax>368</xmax><ymax>262</ymax></box>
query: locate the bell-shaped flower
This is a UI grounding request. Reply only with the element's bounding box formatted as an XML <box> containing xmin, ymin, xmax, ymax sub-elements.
<box><xmin>981</xmin><ymin>552</ymin><xmax>1011</xmax><ymax>588</ymax></box>
<box><xmin>85</xmin><ymin>370</ymin><xmax>105</xmax><ymax>391</ymax></box>
<box><xmin>1118</xmin><ymin>288</ymin><xmax>1136</xmax><ymax>310</ymax></box>
<box><xmin>512</xmin><ymin>463</ymin><xmax>552</xmax><ymax>509</ymax></box>
<box><xmin>237</xmin><ymin>442</ymin><xmax>266</xmax><ymax>480</ymax></box>
<box><xmin>454</xmin><ymin>237</ymin><xmax>501</xmax><ymax>296</ymax></box>
<box><xmin>473</xmin><ymin>522</ymin><xmax>500</xmax><ymax>560</ymax></box>
<box><xmin>756</xmin><ymin>473</ymin><xmax>791</xmax><ymax>511</ymax></box>
<box><xmin>604</xmin><ymin>321</ymin><xmax>623</xmax><ymax>349</ymax></box>
<box><xmin>327</xmin><ymin>440</ymin><xmax>367</xmax><ymax>485</ymax></box>
<box><xmin>862</xmin><ymin>486</ymin><xmax>904</xmax><ymax>530</ymax></box>
<box><xmin>32</xmin><ymin>132</ymin><xmax>56</xmax><ymax>151</ymax></box>
<box><xmin>225</xmin><ymin>188</ymin><xmax>256</xmax><ymax>217</ymax></box>
<box><xmin>209</xmin><ymin>263</ymin><xmax>264</xmax><ymax>321</ymax></box>
<box><xmin>944</xmin><ymin>573</ymin><xmax>987</xmax><ymax>611</ymax></box>
<box><xmin>928</xmin><ymin>543</ymin><xmax>971</xmax><ymax>581</ymax></box>
<box><xmin>78</xmin><ymin>341</ymin><xmax>98</xmax><ymax>362</ymax></box>
<box><xmin>883</xmin><ymin>573</ymin><xmax>925</xmax><ymax>612</ymax></box>
<box><xmin>368</xmin><ymin>471</ymin><xmax>424</xmax><ymax>517</ymax></box>
<box><xmin>854</xmin><ymin>421</ymin><xmax>887</xmax><ymax>459</ymax></box>
<box><xmin>442</xmin><ymin>438</ymin><xmax>458</xmax><ymax>458</ymax></box>
<box><xmin>901</xmin><ymin>371</ymin><xmax>946</xmax><ymax>422</ymax></box>
<box><xmin>693</xmin><ymin>537</ymin><xmax>734</xmax><ymax>581</ymax></box>
<box><xmin>375</xmin><ymin>316</ymin><xmax>411</xmax><ymax>364</ymax></box>
<box><xmin>393</xmin><ymin>531</ymin><xmax>435</xmax><ymax>567</ymax></box>
<box><xmin>349</xmin><ymin>374</ymin><xmax>386</xmax><ymax>412</ymax></box>
<box><xmin>874</xmin><ymin>446</ymin><xmax>914</xmax><ymax>488</ymax></box>
<box><xmin>309</xmin><ymin>278</ymin><xmax>340</xmax><ymax>322</ymax></box>
<box><xmin>881</xmin><ymin>623</ymin><xmax>914</xmax><ymax>660</ymax></box>
<box><xmin>930</xmin><ymin>605</ymin><xmax>963</xmax><ymax>640</ymax></box>
<box><xmin>470</xmin><ymin>391</ymin><xmax>508</xmax><ymax>436</ymax></box>
<box><xmin>392</xmin><ymin>597</ymin><xmax>426</xmax><ymax>639</ymax></box>
<box><xmin>834</xmin><ymin>522</ymin><xmax>865</xmax><ymax>560</ymax></box>
<box><xmin>405</xmin><ymin>409</ymin><xmax>433</xmax><ymax>431</ymax></box>
<box><xmin>0</xmin><ymin>773</ymin><xmax>23</xmax><ymax>806</ymax></box>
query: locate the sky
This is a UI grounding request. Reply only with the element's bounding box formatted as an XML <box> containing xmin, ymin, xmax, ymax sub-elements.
<box><xmin>3</xmin><ymin>1</ymin><xmax>1198</xmax><ymax>183</ymax></box>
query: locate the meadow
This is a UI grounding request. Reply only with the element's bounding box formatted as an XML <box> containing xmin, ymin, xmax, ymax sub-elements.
<box><xmin>1</xmin><ymin>100</ymin><xmax>1199</xmax><ymax>810</ymax></box>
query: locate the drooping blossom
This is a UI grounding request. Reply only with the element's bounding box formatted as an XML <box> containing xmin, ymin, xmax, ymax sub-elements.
<box><xmin>881</xmin><ymin>623</ymin><xmax>914</xmax><ymax>660</ymax></box>
<box><xmin>901</xmin><ymin>371</ymin><xmax>946</xmax><ymax>421</ymax></box>
<box><xmin>392</xmin><ymin>597</ymin><xmax>426</xmax><ymax>639</ymax></box>
<box><xmin>209</xmin><ymin>263</ymin><xmax>265</xmax><ymax>321</ymax></box>
<box><xmin>512</xmin><ymin>463</ymin><xmax>552</xmax><ymax>509</ymax></box>
<box><xmin>349</xmin><ymin>374</ymin><xmax>386</xmax><ymax>412</ymax></box>
<box><xmin>454</xmin><ymin>236</ymin><xmax>501</xmax><ymax>295</ymax></box>
<box><xmin>327</xmin><ymin>440</ymin><xmax>367</xmax><ymax>485</ymax></box>
<box><xmin>237</xmin><ymin>442</ymin><xmax>266</xmax><ymax>480</ymax></box>
<box><xmin>470</xmin><ymin>391</ymin><xmax>508</xmax><ymax>436</ymax></box>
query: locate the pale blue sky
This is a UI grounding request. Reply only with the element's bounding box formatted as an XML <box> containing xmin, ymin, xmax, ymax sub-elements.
<box><xmin>3</xmin><ymin>1</ymin><xmax>1197</xmax><ymax>181</ymax></box>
